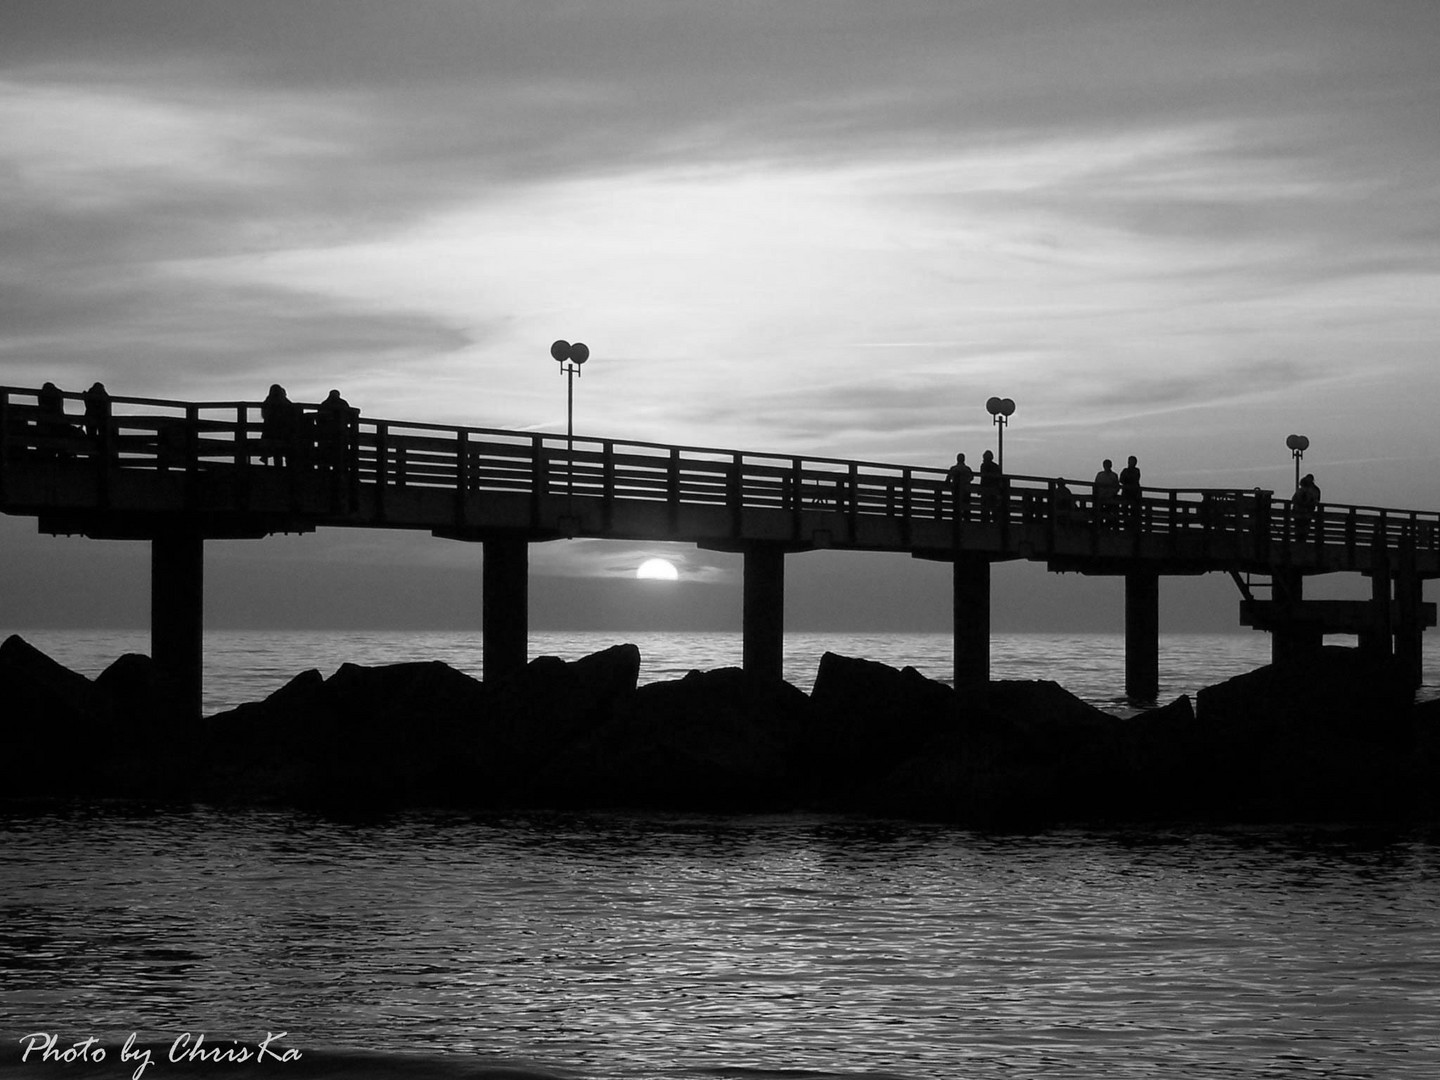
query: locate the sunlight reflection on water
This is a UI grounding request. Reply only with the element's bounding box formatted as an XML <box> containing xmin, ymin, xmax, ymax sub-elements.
<box><xmin>2</xmin><ymin>809</ymin><xmax>1438</xmax><ymax>1079</ymax></box>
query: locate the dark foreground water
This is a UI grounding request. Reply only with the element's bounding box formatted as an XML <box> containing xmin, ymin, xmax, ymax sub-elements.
<box><xmin>3</xmin><ymin>807</ymin><xmax>1439</xmax><ymax>1079</ymax></box>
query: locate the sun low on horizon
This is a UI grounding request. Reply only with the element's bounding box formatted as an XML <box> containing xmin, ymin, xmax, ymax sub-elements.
<box><xmin>636</xmin><ymin>558</ymin><xmax>680</xmax><ymax>582</ymax></box>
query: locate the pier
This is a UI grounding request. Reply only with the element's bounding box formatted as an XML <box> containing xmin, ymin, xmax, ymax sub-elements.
<box><xmin>3</xmin><ymin>384</ymin><xmax>1436</xmax><ymax>717</ymax></box>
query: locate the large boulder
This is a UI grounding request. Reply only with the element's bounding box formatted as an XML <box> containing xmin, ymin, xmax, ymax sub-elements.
<box><xmin>806</xmin><ymin>651</ymin><xmax>957</xmax><ymax>789</ymax></box>
<box><xmin>804</xmin><ymin>651</ymin><xmax>1206</xmax><ymax>823</ymax></box>
<box><xmin>483</xmin><ymin>643</ymin><xmax>643</xmax><ymax>778</ymax></box>
<box><xmin>202</xmin><ymin>659</ymin><xmax>490</xmax><ymax>806</ymax></box>
<box><xmin>874</xmin><ymin>677</ymin><xmax>1153</xmax><ymax>823</ymax></box>
<box><xmin>0</xmin><ymin>634</ymin><xmax>113</xmax><ymax>794</ymax></box>
<box><xmin>200</xmin><ymin>644</ymin><xmax>643</xmax><ymax>808</ymax></box>
<box><xmin>545</xmin><ymin>668</ymin><xmax>810</xmax><ymax>810</ymax></box>
<box><xmin>1193</xmin><ymin>646</ymin><xmax>1421</xmax><ymax>819</ymax></box>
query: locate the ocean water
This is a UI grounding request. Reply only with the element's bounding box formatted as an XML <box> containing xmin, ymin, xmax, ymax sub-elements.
<box><xmin>2</xmin><ymin>810</ymin><xmax>1438</xmax><ymax>1080</ymax></box>
<box><xmin>9</xmin><ymin>627</ymin><xmax>1439</xmax><ymax>718</ymax></box>
<box><xmin>5</xmin><ymin>631</ymin><xmax>1440</xmax><ymax>1078</ymax></box>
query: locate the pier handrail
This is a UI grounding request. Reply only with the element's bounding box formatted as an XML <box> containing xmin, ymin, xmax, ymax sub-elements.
<box><xmin>3</xmin><ymin>384</ymin><xmax>1438</xmax><ymax>559</ymax></box>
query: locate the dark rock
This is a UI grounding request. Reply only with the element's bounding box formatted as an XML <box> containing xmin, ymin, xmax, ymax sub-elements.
<box><xmin>203</xmin><ymin>659</ymin><xmax>490</xmax><ymax>806</ymax></box>
<box><xmin>546</xmin><ymin>668</ymin><xmax>810</xmax><ymax>810</ymax></box>
<box><xmin>807</xmin><ymin>651</ymin><xmax>957</xmax><ymax>787</ymax></box>
<box><xmin>484</xmin><ymin>643</ymin><xmax>643</xmax><ymax>777</ymax></box>
<box><xmin>1192</xmin><ymin>647</ymin><xmax>1419</xmax><ymax>819</ymax></box>
<box><xmin>873</xmin><ymin>676</ymin><xmax>1139</xmax><ymax>824</ymax></box>
<box><xmin>4</xmin><ymin>633</ymin><xmax>1436</xmax><ymax>823</ymax></box>
<box><xmin>96</xmin><ymin>652</ymin><xmax>191</xmax><ymax>735</ymax></box>
<box><xmin>1196</xmin><ymin>646</ymin><xmax>1413</xmax><ymax>740</ymax></box>
<box><xmin>0</xmin><ymin>633</ymin><xmax>113</xmax><ymax>794</ymax></box>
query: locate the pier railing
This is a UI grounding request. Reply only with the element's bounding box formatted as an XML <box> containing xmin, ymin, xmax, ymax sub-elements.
<box><xmin>3</xmin><ymin>385</ymin><xmax>1438</xmax><ymax>558</ymax></box>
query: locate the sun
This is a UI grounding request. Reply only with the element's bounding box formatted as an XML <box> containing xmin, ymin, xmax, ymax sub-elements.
<box><xmin>636</xmin><ymin>558</ymin><xmax>680</xmax><ymax>581</ymax></box>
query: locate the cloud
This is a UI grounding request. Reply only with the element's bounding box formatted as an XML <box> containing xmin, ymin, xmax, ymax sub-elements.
<box><xmin>4</xmin><ymin>1</ymin><xmax>1440</xmax><ymax>630</ymax></box>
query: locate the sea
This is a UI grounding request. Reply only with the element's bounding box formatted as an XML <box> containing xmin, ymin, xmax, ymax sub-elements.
<box><xmin>3</xmin><ymin>630</ymin><xmax>1440</xmax><ymax>1079</ymax></box>
<box><xmin>8</xmin><ymin>628</ymin><xmax>1440</xmax><ymax>717</ymax></box>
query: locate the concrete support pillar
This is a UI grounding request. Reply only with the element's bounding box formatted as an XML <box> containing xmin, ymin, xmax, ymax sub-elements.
<box><xmin>151</xmin><ymin>528</ymin><xmax>204</xmax><ymax>720</ymax></box>
<box><xmin>742</xmin><ymin>544</ymin><xmax>786</xmax><ymax>682</ymax></box>
<box><xmin>1270</xmin><ymin>569</ymin><xmax>1320</xmax><ymax>666</ymax></box>
<box><xmin>1360</xmin><ymin>559</ymin><xmax>1392</xmax><ymax>659</ymax></box>
<box><xmin>953</xmin><ymin>553</ymin><xmax>991</xmax><ymax>685</ymax></box>
<box><xmin>1124</xmin><ymin>569</ymin><xmax>1160</xmax><ymax>702</ymax></box>
<box><xmin>483</xmin><ymin>536</ymin><xmax>529</xmax><ymax>684</ymax></box>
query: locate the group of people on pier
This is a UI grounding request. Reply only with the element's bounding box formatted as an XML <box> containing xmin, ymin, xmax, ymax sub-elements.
<box><xmin>27</xmin><ymin>380</ymin><xmax>111</xmax><ymax>458</ymax></box>
<box><xmin>945</xmin><ymin>450</ymin><xmax>1148</xmax><ymax>529</ymax></box>
<box><xmin>16</xmin><ymin>380</ymin><xmax>359</xmax><ymax>477</ymax></box>
<box><xmin>946</xmin><ymin>447</ymin><xmax>1323</xmax><ymax>540</ymax></box>
<box><xmin>259</xmin><ymin>384</ymin><xmax>358</xmax><ymax>474</ymax></box>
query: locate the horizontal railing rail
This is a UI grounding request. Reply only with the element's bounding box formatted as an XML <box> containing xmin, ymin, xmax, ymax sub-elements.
<box><xmin>4</xmin><ymin>385</ymin><xmax>1438</xmax><ymax>559</ymax></box>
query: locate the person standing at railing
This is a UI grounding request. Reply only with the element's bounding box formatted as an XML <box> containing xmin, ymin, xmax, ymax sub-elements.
<box><xmin>979</xmin><ymin>449</ymin><xmax>1001</xmax><ymax>523</ymax></box>
<box><xmin>946</xmin><ymin>452</ymin><xmax>974</xmax><ymax>520</ymax></box>
<box><xmin>1093</xmin><ymin>458</ymin><xmax>1120</xmax><ymax>527</ymax></box>
<box><xmin>1119</xmin><ymin>455</ymin><xmax>1142</xmax><ymax>529</ymax></box>
<box><xmin>260</xmin><ymin>383</ymin><xmax>300</xmax><ymax>467</ymax></box>
<box><xmin>1293</xmin><ymin>473</ymin><xmax>1321</xmax><ymax>542</ymax></box>
<box><xmin>316</xmin><ymin>389</ymin><xmax>359</xmax><ymax>479</ymax></box>
<box><xmin>1051</xmin><ymin>478</ymin><xmax>1081</xmax><ymax>527</ymax></box>
<box><xmin>36</xmin><ymin>382</ymin><xmax>68</xmax><ymax>458</ymax></box>
<box><xmin>82</xmin><ymin>381</ymin><xmax>111</xmax><ymax>459</ymax></box>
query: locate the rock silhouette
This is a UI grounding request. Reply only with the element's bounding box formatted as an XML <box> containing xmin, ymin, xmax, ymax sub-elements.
<box><xmin>2</xmin><ymin>633</ymin><xmax>1436</xmax><ymax>823</ymax></box>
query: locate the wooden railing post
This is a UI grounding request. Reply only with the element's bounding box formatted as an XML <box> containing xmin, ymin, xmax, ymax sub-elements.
<box><xmin>183</xmin><ymin>404</ymin><xmax>199</xmax><ymax>509</ymax></box>
<box><xmin>602</xmin><ymin>440</ymin><xmax>615</xmax><ymax>531</ymax></box>
<box><xmin>728</xmin><ymin>453</ymin><xmax>743</xmax><ymax>536</ymax></box>
<box><xmin>374</xmin><ymin>422</ymin><xmax>389</xmax><ymax>521</ymax></box>
<box><xmin>846</xmin><ymin>462</ymin><xmax>859</xmax><ymax>540</ymax></box>
<box><xmin>454</xmin><ymin>429</ymin><xmax>469</xmax><ymax>526</ymax></box>
<box><xmin>529</xmin><ymin>434</ymin><xmax>545</xmax><ymax>527</ymax></box>
<box><xmin>234</xmin><ymin>404</ymin><xmax>249</xmax><ymax>468</ymax></box>
<box><xmin>0</xmin><ymin>390</ymin><xmax>9</xmax><ymax>501</ymax></box>
<box><xmin>788</xmin><ymin>457</ymin><xmax>803</xmax><ymax>541</ymax></box>
<box><xmin>668</xmin><ymin>448</ymin><xmax>681</xmax><ymax>531</ymax></box>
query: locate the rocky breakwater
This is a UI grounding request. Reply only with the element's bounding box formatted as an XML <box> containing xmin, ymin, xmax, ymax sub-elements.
<box><xmin>2</xmin><ymin>633</ymin><xmax>1436</xmax><ymax>822</ymax></box>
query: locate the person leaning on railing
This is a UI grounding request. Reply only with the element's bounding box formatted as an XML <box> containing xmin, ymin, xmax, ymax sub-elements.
<box><xmin>260</xmin><ymin>384</ymin><xmax>300</xmax><ymax>467</ymax></box>
<box><xmin>1092</xmin><ymin>459</ymin><xmax>1120</xmax><ymax>527</ymax></box>
<box><xmin>946</xmin><ymin>452</ymin><xmax>974</xmax><ymax>520</ymax></box>
<box><xmin>1119</xmin><ymin>455</ymin><xmax>1142</xmax><ymax>529</ymax></box>
<box><xmin>315</xmin><ymin>389</ymin><xmax>359</xmax><ymax>478</ymax></box>
<box><xmin>978</xmin><ymin>450</ymin><xmax>1001</xmax><ymax>523</ymax></box>
<box><xmin>82</xmin><ymin>382</ymin><xmax>111</xmax><ymax>460</ymax></box>
<box><xmin>1293</xmin><ymin>473</ymin><xmax>1321</xmax><ymax>542</ymax></box>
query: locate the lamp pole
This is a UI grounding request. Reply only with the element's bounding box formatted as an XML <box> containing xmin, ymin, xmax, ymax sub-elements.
<box><xmin>985</xmin><ymin>396</ymin><xmax>1016</xmax><ymax>472</ymax></box>
<box><xmin>551</xmin><ymin>339</ymin><xmax>590</xmax><ymax>502</ymax></box>
<box><xmin>1286</xmin><ymin>433</ymin><xmax>1309</xmax><ymax>491</ymax></box>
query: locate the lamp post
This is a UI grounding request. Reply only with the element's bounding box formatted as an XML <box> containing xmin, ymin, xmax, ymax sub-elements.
<box><xmin>551</xmin><ymin>339</ymin><xmax>590</xmax><ymax>501</ymax></box>
<box><xmin>1285</xmin><ymin>433</ymin><xmax>1309</xmax><ymax>491</ymax></box>
<box><xmin>985</xmin><ymin>396</ymin><xmax>1016</xmax><ymax>472</ymax></box>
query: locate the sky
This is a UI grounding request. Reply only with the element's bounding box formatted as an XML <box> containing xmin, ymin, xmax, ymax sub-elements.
<box><xmin>3</xmin><ymin>0</ymin><xmax>1438</xmax><ymax>635</ymax></box>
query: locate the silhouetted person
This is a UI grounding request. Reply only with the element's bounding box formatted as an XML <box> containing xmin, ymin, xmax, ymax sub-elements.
<box><xmin>1052</xmin><ymin>478</ymin><xmax>1079</xmax><ymax>526</ymax></box>
<box><xmin>82</xmin><ymin>381</ymin><xmax>111</xmax><ymax>458</ymax></box>
<box><xmin>946</xmin><ymin>452</ymin><xmax>974</xmax><ymax>520</ymax></box>
<box><xmin>1293</xmin><ymin>473</ymin><xmax>1321</xmax><ymax>542</ymax></box>
<box><xmin>316</xmin><ymin>388</ymin><xmax>357</xmax><ymax>475</ymax></box>
<box><xmin>979</xmin><ymin>449</ymin><xmax>1002</xmax><ymax>523</ymax></box>
<box><xmin>1093</xmin><ymin>458</ymin><xmax>1120</xmax><ymax>526</ymax></box>
<box><xmin>36</xmin><ymin>382</ymin><xmax>67</xmax><ymax>458</ymax></box>
<box><xmin>1119</xmin><ymin>454</ymin><xmax>1142</xmax><ymax>528</ymax></box>
<box><xmin>260</xmin><ymin>383</ymin><xmax>298</xmax><ymax>466</ymax></box>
